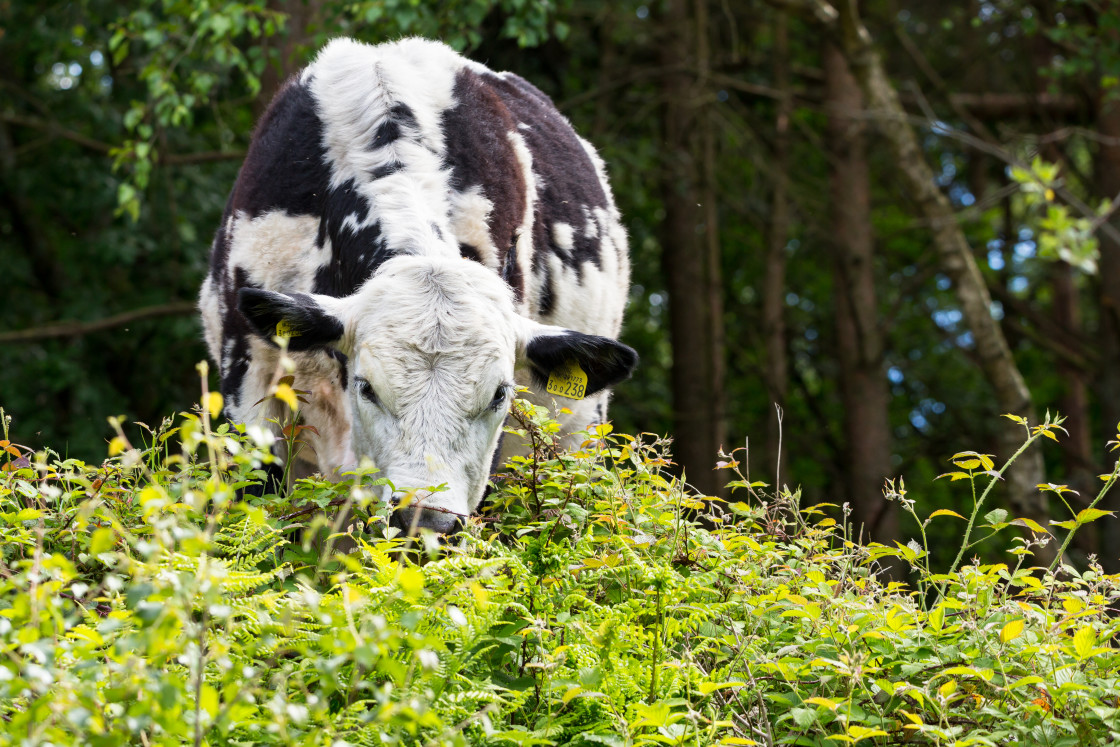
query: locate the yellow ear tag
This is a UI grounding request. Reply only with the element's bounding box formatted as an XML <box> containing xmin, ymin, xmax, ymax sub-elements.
<box><xmin>546</xmin><ymin>360</ymin><xmax>588</xmax><ymax>400</ymax></box>
<box><xmin>275</xmin><ymin>319</ymin><xmax>300</xmax><ymax>338</ymax></box>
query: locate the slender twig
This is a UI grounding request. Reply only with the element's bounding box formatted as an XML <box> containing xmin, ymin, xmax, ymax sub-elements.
<box><xmin>0</xmin><ymin>301</ymin><xmax>197</xmax><ymax>344</ymax></box>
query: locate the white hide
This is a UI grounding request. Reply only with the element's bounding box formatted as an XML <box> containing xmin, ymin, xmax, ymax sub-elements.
<box><xmin>307</xmin><ymin>38</ymin><xmax>461</xmax><ymax>259</ymax></box>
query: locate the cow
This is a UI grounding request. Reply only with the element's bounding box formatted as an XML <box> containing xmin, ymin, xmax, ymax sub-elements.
<box><xmin>199</xmin><ymin>37</ymin><xmax>636</xmax><ymax>534</ymax></box>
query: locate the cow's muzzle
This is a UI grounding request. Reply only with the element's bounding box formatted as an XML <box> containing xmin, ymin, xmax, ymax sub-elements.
<box><xmin>389</xmin><ymin>497</ymin><xmax>466</xmax><ymax>535</ymax></box>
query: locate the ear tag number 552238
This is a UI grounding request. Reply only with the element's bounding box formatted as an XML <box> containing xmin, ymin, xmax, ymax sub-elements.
<box><xmin>546</xmin><ymin>360</ymin><xmax>588</xmax><ymax>400</ymax></box>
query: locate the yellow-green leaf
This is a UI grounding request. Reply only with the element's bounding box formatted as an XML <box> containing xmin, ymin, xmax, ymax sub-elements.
<box><xmin>108</xmin><ymin>436</ymin><xmax>127</xmax><ymax>457</ymax></box>
<box><xmin>1073</xmin><ymin>626</ymin><xmax>1095</xmax><ymax>659</ymax></box>
<box><xmin>562</xmin><ymin>687</ymin><xmax>583</xmax><ymax>704</ymax></box>
<box><xmin>1000</xmin><ymin>619</ymin><xmax>1024</xmax><ymax>643</ymax></box>
<box><xmin>1011</xmin><ymin>517</ymin><xmax>1049</xmax><ymax>534</ymax></box>
<box><xmin>929</xmin><ymin>509</ymin><xmax>966</xmax><ymax>520</ymax></box>
<box><xmin>273</xmin><ymin>382</ymin><xmax>298</xmax><ymax>411</ymax></box>
<box><xmin>1075</xmin><ymin>508</ymin><xmax>1114</xmax><ymax>525</ymax></box>
<box><xmin>205</xmin><ymin>391</ymin><xmax>223</xmax><ymax>419</ymax></box>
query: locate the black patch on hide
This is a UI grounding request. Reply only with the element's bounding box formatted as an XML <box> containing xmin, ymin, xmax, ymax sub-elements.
<box><xmin>229</xmin><ymin>78</ymin><xmax>331</xmax><ymax>220</ymax></box>
<box><xmin>482</xmin><ymin>72</ymin><xmax>611</xmax><ymax>275</ymax></box>
<box><xmin>372</xmin><ymin>102</ymin><xmax>418</xmax><ymax>147</ymax></box>
<box><xmin>312</xmin><ymin>178</ymin><xmax>392</xmax><ymax>297</ymax></box>
<box><xmin>441</xmin><ymin>68</ymin><xmax>527</xmax><ymax>300</ymax></box>
<box><xmin>371</xmin><ymin>160</ymin><xmax>403</xmax><ymax>180</ymax></box>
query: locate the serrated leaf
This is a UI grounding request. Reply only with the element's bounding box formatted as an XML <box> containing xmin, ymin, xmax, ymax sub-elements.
<box><xmin>984</xmin><ymin>508</ymin><xmax>1008</xmax><ymax>525</ymax></box>
<box><xmin>936</xmin><ymin>471</ymin><xmax>974</xmax><ymax>481</ymax></box>
<box><xmin>929</xmin><ymin>509</ymin><xmax>965</xmax><ymax>520</ymax></box>
<box><xmin>1000</xmin><ymin>619</ymin><xmax>1024</xmax><ymax>643</ymax></box>
<box><xmin>1075</xmin><ymin>508</ymin><xmax>1113</xmax><ymax>525</ymax></box>
<box><xmin>806</xmin><ymin>696</ymin><xmax>838</xmax><ymax>710</ymax></box>
<box><xmin>1073</xmin><ymin>626</ymin><xmax>1095</xmax><ymax>659</ymax></box>
<box><xmin>846</xmin><ymin>725</ymin><xmax>889</xmax><ymax>741</ymax></box>
<box><xmin>1011</xmin><ymin>517</ymin><xmax>1049</xmax><ymax>533</ymax></box>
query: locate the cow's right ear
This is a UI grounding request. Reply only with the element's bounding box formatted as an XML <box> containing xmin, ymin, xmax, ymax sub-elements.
<box><xmin>237</xmin><ymin>288</ymin><xmax>350</xmax><ymax>353</ymax></box>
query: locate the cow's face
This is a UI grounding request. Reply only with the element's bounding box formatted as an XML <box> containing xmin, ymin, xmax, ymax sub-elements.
<box><xmin>238</xmin><ymin>255</ymin><xmax>636</xmax><ymax>534</ymax></box>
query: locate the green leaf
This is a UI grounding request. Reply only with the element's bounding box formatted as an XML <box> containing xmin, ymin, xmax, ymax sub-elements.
<box><xmin>1073</xmin><ymin>626</ymin><xmax>1096</xmax><ymax>659</ymax></box>
<box><xmin>1075</xmin><ymin>508</ymin><xmax>1114</xmax><ymax>525</ymax></box>
<box><xmin>984</xmin><ymin>509</ymin><xmax>1009</xmax><ymax>525</ymax></box>
<box><xmin>1000</xmin><ymin>619</ymin><xmax>1024</xmax><ymax>643</ymax></box>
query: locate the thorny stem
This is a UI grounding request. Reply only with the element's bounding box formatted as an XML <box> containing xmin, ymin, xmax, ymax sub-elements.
<box><xmin>947</xmin><ymin>431</ymin><xmax>1043</xmax><ymax>578</ymax></box>
<box><xmin>1048</xmin><ymin>455</ymin><xmax>1120</xmax><ymax>573</ymax></box>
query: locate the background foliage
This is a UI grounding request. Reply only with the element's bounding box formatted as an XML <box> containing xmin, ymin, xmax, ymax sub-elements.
<box><xmin>4</xmin><ymin>0</ymin><xmax>1120</xmax><ymax>573</ymax></box>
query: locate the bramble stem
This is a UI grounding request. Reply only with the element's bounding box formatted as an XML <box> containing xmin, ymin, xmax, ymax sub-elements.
<box><xmin>1048</xmin><ymin>457</ymin><xmax>1120</xmax><ymax>573</ymax></box>
<box><xmin>947</xmin><ymin>433</ymin><xmax>1041</xmax><ymax>577</ymax></box>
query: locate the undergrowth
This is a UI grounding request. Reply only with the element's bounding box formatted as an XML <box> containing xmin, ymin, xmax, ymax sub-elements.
<box><xmin>1</xmin><ymin>381</ymin><xmax>1120</xmax><ymax>746</ymax></box>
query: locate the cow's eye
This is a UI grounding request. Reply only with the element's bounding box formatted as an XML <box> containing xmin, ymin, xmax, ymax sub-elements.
<box><xmin>355</xmin><ymin>377</ymin><xmax>379</xmax><ymax>406</ymax></box>
<box><xmin>488</xmin><ymin>384</ymin><xmax>509</xmax><ymax>411</ymax></box>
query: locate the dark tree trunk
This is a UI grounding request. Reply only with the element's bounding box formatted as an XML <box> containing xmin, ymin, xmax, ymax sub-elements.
<box><xmin>1094</xmin><ymin>99</ymin><xmax>1120</xmax><ymax>571</ymax></box>
<box><xmin>763</xmin><ymin>12</ymin><xmax>792</xmax><ymax>489</ymax></box>
<box><xmin>823</xmin><ymin>41</ymin><xmax>895</xmax><ymax>544</ymax></box>
<box><xmin>658</xmin><ymin>0</ymin><xmax>726</xmax><ymax>497</ymax></box>
<box><xmin>820</xmin><ymin>0</ymin><xmax>1052</xmax><ymax>565</ymax></box>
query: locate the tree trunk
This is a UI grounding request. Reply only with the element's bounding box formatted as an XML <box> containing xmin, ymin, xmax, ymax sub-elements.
<box><xmin>658</xmin><ymin>0</ymin><xmax>726</xmax><ymax>497</ymax></box>
<box><xmin>827</xmin><ymin>0</ymin><xmax>1052</xmax><ymax>561</ymax></box>
<box><xmin>1095</xmin><ymin>99</ymin><xmax>1120</xmax><ymax>571</ymax></box>
<box><xmin>763</xmin><ymin>12</ymin><xmax>792</xmax><ymax>490</ymax></box>
<box><xmin>823</xmin><ymin>41</ymin><xmax>895</xmax><ymax>545</ymax></box>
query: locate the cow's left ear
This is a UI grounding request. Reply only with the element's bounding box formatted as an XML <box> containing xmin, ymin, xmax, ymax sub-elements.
<box><xmin>518</xmin><ymin>320</ymin><xmax>638</xmax><ymax>397</ymax></box>
<box><xmin>238</xmin><ymin>288</ymin><xmax>351</xmax><ymax>353</ymax></box>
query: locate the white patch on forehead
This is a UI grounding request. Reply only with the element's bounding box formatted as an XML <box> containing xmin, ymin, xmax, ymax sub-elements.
<box><xmin>449</xmin><ymin>185</ymin><xmax>499</xmax><ymax>270</ymax></box>
<box><xmin>226</xmin><ymin>210</ymin><xmax>328</xmax><ymax>293</ymax></box>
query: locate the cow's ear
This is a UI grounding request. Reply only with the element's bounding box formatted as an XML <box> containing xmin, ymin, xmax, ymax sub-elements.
<box><xmin>519</xmin><ymin>321</ymin><xmax>638</xmax><ymax>397</ymax></box>
<box><xmin>237</xmin><ymin>288</ymin><xmax>349</xmax><ymax>353</ymax></box>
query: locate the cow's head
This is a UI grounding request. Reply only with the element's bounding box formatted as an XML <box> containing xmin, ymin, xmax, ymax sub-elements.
<box><xmin>238</xmin><ymin>255</ymin><xmax>636</xmax><ymax>534</ymax></box>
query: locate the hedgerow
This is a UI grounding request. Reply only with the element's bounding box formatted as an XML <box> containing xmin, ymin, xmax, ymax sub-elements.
<box><xmin>1</xmin><ymin>383</ymin><xmax>1119</xmax><ymax>746</ymax></box>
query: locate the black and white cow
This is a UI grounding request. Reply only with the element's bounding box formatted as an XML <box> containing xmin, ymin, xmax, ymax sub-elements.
<box><xmin>199</xmin><ymin>37</ymin><xmax>636</xmax><ymax>533</ymax></box>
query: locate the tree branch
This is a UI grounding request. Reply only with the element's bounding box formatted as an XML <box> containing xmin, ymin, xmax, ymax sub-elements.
<box><xmin>0</xmin><ymin>113</ymin><xmax>245</xmax><ymax>165</ymax></box>
<box><xmin>0</xmin><ymin>302</ymin><xmax>198</xmax><ymax>344</ymax></box>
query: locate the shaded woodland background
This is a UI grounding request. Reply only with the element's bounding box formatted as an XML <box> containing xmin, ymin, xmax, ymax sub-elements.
<box><xmin>2</xmin><ymin>0</ymin><xmax>1120</xmax><ymax>570</ymax></box>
